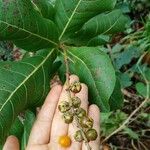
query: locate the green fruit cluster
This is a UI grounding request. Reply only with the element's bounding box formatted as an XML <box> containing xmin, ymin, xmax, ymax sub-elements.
<box><xmin>58</xmin><ymin>81</ymin><xmax>98</xmax><ymax>143</ymax></box>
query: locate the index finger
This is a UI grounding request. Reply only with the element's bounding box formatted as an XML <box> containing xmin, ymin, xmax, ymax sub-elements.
<box><xmin>27</xmin><ymin>84</ymin><xmax>62</xmax><ymax>146</ymax></box>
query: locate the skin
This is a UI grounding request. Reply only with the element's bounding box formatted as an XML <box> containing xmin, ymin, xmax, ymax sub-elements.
<box><xmin>3</xmin><ymin>75</ymin><xmax>100</xmax><ymax>150</ymax></box>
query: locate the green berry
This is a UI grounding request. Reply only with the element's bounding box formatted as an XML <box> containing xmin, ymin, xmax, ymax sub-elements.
<box><xmin>80</xmin><ymin>117</ymin><xmax>93</xmax><ymax>129</ymax></box>
<box><xmin>69</xmin><ymin>81</ymin><xmax>82</xmax><ymax>93</ymax></box>
<box><xmin>74</xmin><ymin>130</ymin><xmax>84</xmax><ymax>142</ymax></box>
<box><xmin>58</xmin><ymin>101</ymin><xmax>70</xmax><ymax>113</ymax></box>
<box><xmin>62</xmin><ymin>112</ymin><xmax>73</xmax><ymax>124</ymax></box>
<box><xmin>86</xmin><ymin>129</ymin><xmax>98</xmax><ymax>141</ymax></box>
<box><xmin>75</xmin><ymin>108</ymin><xmax>86</xmax><ymax>118</ymax></box>
<box><xmin>72</xmin><ymin>97</ymin><xmax>81</xmax><ymax>108</ymax></box>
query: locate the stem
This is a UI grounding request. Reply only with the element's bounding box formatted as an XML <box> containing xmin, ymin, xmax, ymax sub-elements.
<box><xmin>62</xmin><ymin>46</ymin><xmax>92</xmax><ymax>150</ymax></box>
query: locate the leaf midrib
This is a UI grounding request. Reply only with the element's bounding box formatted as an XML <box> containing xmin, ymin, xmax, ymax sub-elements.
<box><xmin>0</xmin><ymin>20</ymin><xmax>58</xmax><ymax>46</ymax></box>
<box><xmin>68</xmin><ymin>50</ymin><xmax>108</xmax><ymax>111</ymax></box>
<box><xmin>58</xmin><ymin>0</ymin><xmax>83</xmax><ymax>40</ymax></box>
<box><xmin>0</xmin><ymin>49</ymin><xmax>55</xmax><ymax>113</ymax></box>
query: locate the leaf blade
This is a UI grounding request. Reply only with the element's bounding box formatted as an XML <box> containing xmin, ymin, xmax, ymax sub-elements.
<box><xmin>80</xmin><ymin>9</ymin><xmax>129</xmax><ymax>38</ymax></box>
<box><xmin>0</xmin><ymin>48</ymin><xmax>56</xmax><ymax>144</ymax></box>
<box><xmin>0</xmin><ymin>0</ymin><xmax>58</xmax><ymax>51</ymax></box>
<box><xmin>55</xmin><ymin>0</ymin><xmax>117</xmax><ymax>41</ymax></box>
<box><xmin>60</xmin><ymin>47</ymin><xmax>116</xmax><ymax>112</ymax></box>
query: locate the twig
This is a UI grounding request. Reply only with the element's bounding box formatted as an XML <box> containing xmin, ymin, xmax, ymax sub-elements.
<box><xmin>101</xmin><ymin>53</ymin><xmax>150</xmax><ymax>144</ymax></box>
<box><xmin>131</xmin><ymin>140</ymin><xmax>138</xmax><ymax>150</ymax></box>
<box><xmin>62</xmin><ymin>46</ymin><xmax>92</xmax><ymax>150</ymax></box>
<box><xmin>138</xmin><ymin>140</ymin><xmax>149</xmax><ymax>150</ymax></box>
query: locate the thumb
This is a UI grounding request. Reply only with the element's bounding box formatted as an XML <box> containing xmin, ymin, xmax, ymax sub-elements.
<box><xmin>3</xmin><ymin>136</ymin><xmax>19</xmax><ymax>150</ymax></box>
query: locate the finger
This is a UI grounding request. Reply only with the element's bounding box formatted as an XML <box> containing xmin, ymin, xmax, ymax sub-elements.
<box><xmin>28</xmin><ymin>84</ymin><xmax>62</xmax><ymax>146</ymax></box>
<box><xmin>50</xmin><ymin>75</ymin><xmax>79</xmax><ymax>148</ymax></box>
<box><xmin>26</xmin><ymin>144</ymin><xmax>49</xmax><ymax>150</ymax></box>
<box><xmin>68</xmin><ymin>83</ymin><xmax>88</xmax><ymax>150</ymax></box>
<box><xmin>82</xmin><ymin>105</ymin><xmax>100</xmax><ymax>150</ymax></box>
<box><xmin>3</xmin><ymin>136</ymin><xmax>19</xmax><ymax>150</ymax></box>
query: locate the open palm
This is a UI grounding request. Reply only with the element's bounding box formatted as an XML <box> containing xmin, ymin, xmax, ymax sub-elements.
<box><xmin>3</xmin><ymin>75</ymin><xmax>100</xmax><ymax>150</ymax></box>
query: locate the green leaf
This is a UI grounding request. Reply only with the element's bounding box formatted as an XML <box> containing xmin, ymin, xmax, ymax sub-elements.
<box><xmin>55</xmin><ymin>0</ymin><xmax>117</xmax><ymax>41</ymax></box>
<box><xmin>109</xmin><ymin>78</ymin><xmax>124</xmax><ymax>110</ymax></box>
<box><xmin>21</xmin><ymin>110</ymin><xmax>36</xmax><ymax>150</ymax></box>
<box><xmin>31</xmin><ymin>0</ymin><xmax>55</xmax><ymax>20</ymax></box>
<box><xmin>145</xmin><ymin>68</ymin><xmax>150</xmax><ymax>81</ymax></box>
<box><xmin>114</xmin><ymin>46</ymin><xmax>141</xmax><ymax>69</ymax></box>
<box><xmin>60</xmin><ymin>47</ymin><xmax>116</xmax><ymax>112</ymax></box>
<box><xmin>87</xmin><ymin>35</ymin><xmax>110</xmax><ymax>46</ymax></box>
<box><xmin>0</xmin><ymin>48</ymin><xmax>56</xmax><ymax>144</ymax></box>
<box><xmin>9</xmin><ymin>116</ymin><xmax>24</xmax><ymax>141</ymax></box>
<box><xmin>136</xmin><ymin>82</ymin><xmax>147</xmax><ymax>97</ymax></box>
<box><xmin>117</xmin><ymin>72</ymin><xmax>132</xmax><ymax>88</ymax></box>
<box><xmin>80</xmin><ymin>9</ymin><xmax>129</xmax><ymax>38</ymax></box>
<box><xmin>123</xmin><ymin>127</ymin><xmax>139</xmax><ymax>140</ymax></box>
<box><xmin>0</xmin><ymin>0</ymin><xmax>58</xmax><ymax>51</ymax></box>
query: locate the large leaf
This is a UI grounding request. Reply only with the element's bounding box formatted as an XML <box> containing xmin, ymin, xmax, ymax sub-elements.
<box><xmin>0</xmin><ymin>48</ymin><xmax>56</xmax><ymax>144</ymax></box>
<box><xmin>60</xmin><ymin>47</ymin><xmax>116</xmax><ymax>112</ymax></box>
<box><xmin>54</xmin><ymin>0</ymin><xmax>117</xmax><ymax>41</ymax></box>
<box><xmin>21</xmin><ymin>110</ymin><xmax>36</xmax><ymax>150</ymax></box>
<box><xmin>87</xmin><ymin>35</ymin><xmax>110</xmax><ymax>46</ymax></box>
<box><xmin>31</xmin><ymin>0</ymin><xmax>55</xmax><ymax>20</ymax></box>
<box><xmin>0</xmin><ymin>0</ymin><xmax>58</xmax><ymax>51</ymax></box>
<box><xmin>79</xmin><ymin>9</ymin><xmax>129</xmax><ymax>38</ymax></box>
<box><xmin>109</xmin><ymin>78</ymin><xmax>124</xmax><ymax>110</ymax></box>
<box><xmin>9</xmin><ymin>116</ymin><xmax>24</xmax><ymax>141</ymax></box>
<box><xmin>58</xmin><ymin>9</ymin><xmax>129</xmax><ymax>46</ymax></box>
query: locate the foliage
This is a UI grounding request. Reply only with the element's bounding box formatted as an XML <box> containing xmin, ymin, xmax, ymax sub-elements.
<box><xmin>101</xmin><ymin>110</ymin><xmax>128</xmax><ymax>137</ymax></box>
<box><xmin>117</xmin><ymin>0</ymin><xmax>150</xmax><ymax>16</ymax></box>
<box><xmin>21</xmin><ymin>110</ymin><xmax>36</xmax><ymax>150</ymax></box>
<box><xmin>0</xmin><ymin>41</ymin><xmax>14</xmax><ymax>61</ymax></box>
<box><xmin>0</xmin><ymin>0</ymin><xmax>131</xmax><ymax>147</ymax></box>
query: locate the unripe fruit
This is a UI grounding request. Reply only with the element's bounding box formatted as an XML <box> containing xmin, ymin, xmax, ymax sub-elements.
<box><xmin>69</xmin><ymin>81</ymin><xmax>82</xmax><ymax>93</ymax></box>
<box><xmin>80</xmin><ymin>117</ymin><xmax>93</xmax><ymax>129</ymax></box>
<box><xmin>72</xmin><ymin>96</ymin><xmax>81</xmax><ymax>108</ymax></box>
<box><xmin>63</xmin><ymin>112</ymin><xmax>73</xmax><ymax>124</ymax></box>
<box><xmin>58</xmin><ymin>135</ymin><xmax>72</xmax><ymax>148</ymax></box>
<box><xmin>86</xmin><ymin>129</ymin><xmax>98</xmax><ymax>141</ymax></box>
<box><xmin>58</xmin><ymin>101</ymin><xmax>70</xmax><ymax>113</ymax></box>
<box><xmin>75</xmin><ymin>108</ymin><xmax>86</xmax><ymax>118</ymax></box>
<box><xmin>74</xmin><ymin>130</ymin><xmax>84</xmax><ymax>142</ymax></box>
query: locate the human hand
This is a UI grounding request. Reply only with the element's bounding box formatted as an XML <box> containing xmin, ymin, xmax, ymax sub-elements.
<box><xmin>3</xmin><ymin>75</ymin><xmax>100</xmax><ymax>150</ymax></box>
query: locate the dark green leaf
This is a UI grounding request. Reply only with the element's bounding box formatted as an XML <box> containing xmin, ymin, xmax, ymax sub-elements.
<box><xmin>109</xmin><ymin>78</ymin><xmax>124</xmax><ymax>110</ymax></box>
<box><xmin>55</xmin><ymin>0</ymin><xmax>117</xmax><ymax>41</ymax></box>
<box><xmin>9</xmin><ymin>116</ymin><xmax>24</xmax><ymax>141</ymax></box>
<box><xmin>80</xmin><ymin>9</ymin><xmax>129</xmax><ymax>38</ymax></box>
<box><xmin>60</xmin><ymin>47</ymin><xmax>116</xmax><ymax>112</ymax></box>
<box><xmin>145</xmin><ymin>68</ymin><xmax>150</xmax><ymax>81</ymax></box>
<box><xmin>0</xmin><ymin>48</ymin><xmax>56</xmax><ymax>144</ymax></box>
<box><xmin>31</xmin><ymin>0</ymin><xmax>55</xmax><ymax>20</ymax></box>
<box><xmin>0</xmin><ymin>0</ymin><xmax>58</xmax><ymax>51</ymax></box>
<box><xmin>21</xmin><ymin>110</ymin><xmax>36</xmax><ymax>150</ymax></box>
<box><xmin>87</xmin><ymin>35</ymin><xmax>110</xmax><ymax>46</ymax></box>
